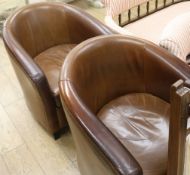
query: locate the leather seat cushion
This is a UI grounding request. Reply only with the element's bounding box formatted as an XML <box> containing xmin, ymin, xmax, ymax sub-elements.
<box><xmin>34</xmin><ymin>44</ymin><xmax>77</xmax><ymax>96</ymax></box>
<box><xmin>98</xmin><ymin>93</ymin><xmax>170</xmax><ymax>175</ymax></box>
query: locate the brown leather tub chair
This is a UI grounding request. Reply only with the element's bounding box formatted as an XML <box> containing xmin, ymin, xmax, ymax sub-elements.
<box><xmin>59</xmin><ymin>35</ymin><xmax>190</xmax><ymax>175</ymax></box>
<box><xmin>3</xmin><ymin>2</ymin><xmax>114</xmax><ymax>138</ymax></box>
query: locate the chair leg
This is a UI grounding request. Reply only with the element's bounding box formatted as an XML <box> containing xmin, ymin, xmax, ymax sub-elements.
<box><xmin>53</xmin><ymin>126</ymin><xmax>69</xmax><ymax>140</ymax></box>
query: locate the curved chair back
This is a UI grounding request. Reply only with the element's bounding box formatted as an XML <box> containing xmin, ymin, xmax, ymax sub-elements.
<box><xmin>62</xmin><ymin>35</ymin><xmax>189</xmax><ymax>113</ymax></box>
<box><xmin>3</xmin><ymin>2</ymin><xmax>114</xmax><ymax>137</ymax></box>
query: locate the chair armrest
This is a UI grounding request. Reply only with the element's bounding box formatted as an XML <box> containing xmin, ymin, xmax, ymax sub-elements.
<box><xmin>167</xmin><ymin>80</ymin><xmax>190</xmax><ymax>175</ymax></box>
<box><xmin>3</xmin><ymin>29</ymin><xmax>58</xmax><ymax>132</ymax></box>
<box><xmin>3</xmin><ymin>27</ymin><xmax>44</xmax><ymax>80</ymax></box>
<box><xmin>3</xmin><ymin>34</ymin><xmax>52</xmax><ymax>96</ymax></box>
<box><xmin>60</xmin><ymin>80</ymin><xmax>143</xmax><ymax>175</ymax></box>
<box><xmin>65</xmin><ymin>5</ymin><xmax>116</xmax><ymax>43</ymax></box>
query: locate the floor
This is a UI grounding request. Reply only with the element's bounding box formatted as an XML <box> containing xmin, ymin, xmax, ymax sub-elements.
<box><xmin>0</xmin><ymin>39</ymin><xmax>79</xmax><ymax>175</ymax></box>
<box><xmin>0</xmin><ymin>0</ymin><xmax>190</xmax><ymax>175</ymax></box>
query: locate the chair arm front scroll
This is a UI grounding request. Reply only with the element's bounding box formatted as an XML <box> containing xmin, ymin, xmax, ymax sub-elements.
<box><xmin>60</xmin><ymin>81</ymin><xmax>143</xmax><ymax>175</ymax></box>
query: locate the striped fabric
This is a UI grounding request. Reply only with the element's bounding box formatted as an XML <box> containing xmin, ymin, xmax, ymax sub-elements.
<box><xmin>159</xmin><ymin>12</ymin><xmax>190</xmax><ymax>62</ymax></box>
<box><xmin>103</xmin><ymin>0</ymin><xmax>148</xmax><ymax>17</ymax></box>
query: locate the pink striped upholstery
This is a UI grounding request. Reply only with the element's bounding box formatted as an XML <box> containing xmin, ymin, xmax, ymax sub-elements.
<box><xmin>159</xmin><ymin>12</ymin><xmax>190</xmax><ymax>62</ymax></box>
<box><xmin>103</xmin><ymin>0</ymin><xmax>148</xmax><ymax>17</ymax></box>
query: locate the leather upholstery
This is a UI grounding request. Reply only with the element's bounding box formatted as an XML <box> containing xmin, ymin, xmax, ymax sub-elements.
<box><xmin>59</xmin><ymin>35</ymin><xmax>190</xmax><ymax>175</ymax></box>
<box><xmin>98</xmin><ymin>93</ymin><xmax>170</xmax><ymax>175</ymax></box>
<box><xmin>34</xmin><ymin>44</ymin><xmax>77</xmax><ymax>96</ymax></box>
<box><xmin>3</xmin><ymin>2</ymin><xmax>114</xmax><ymax>137</ymax></box>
